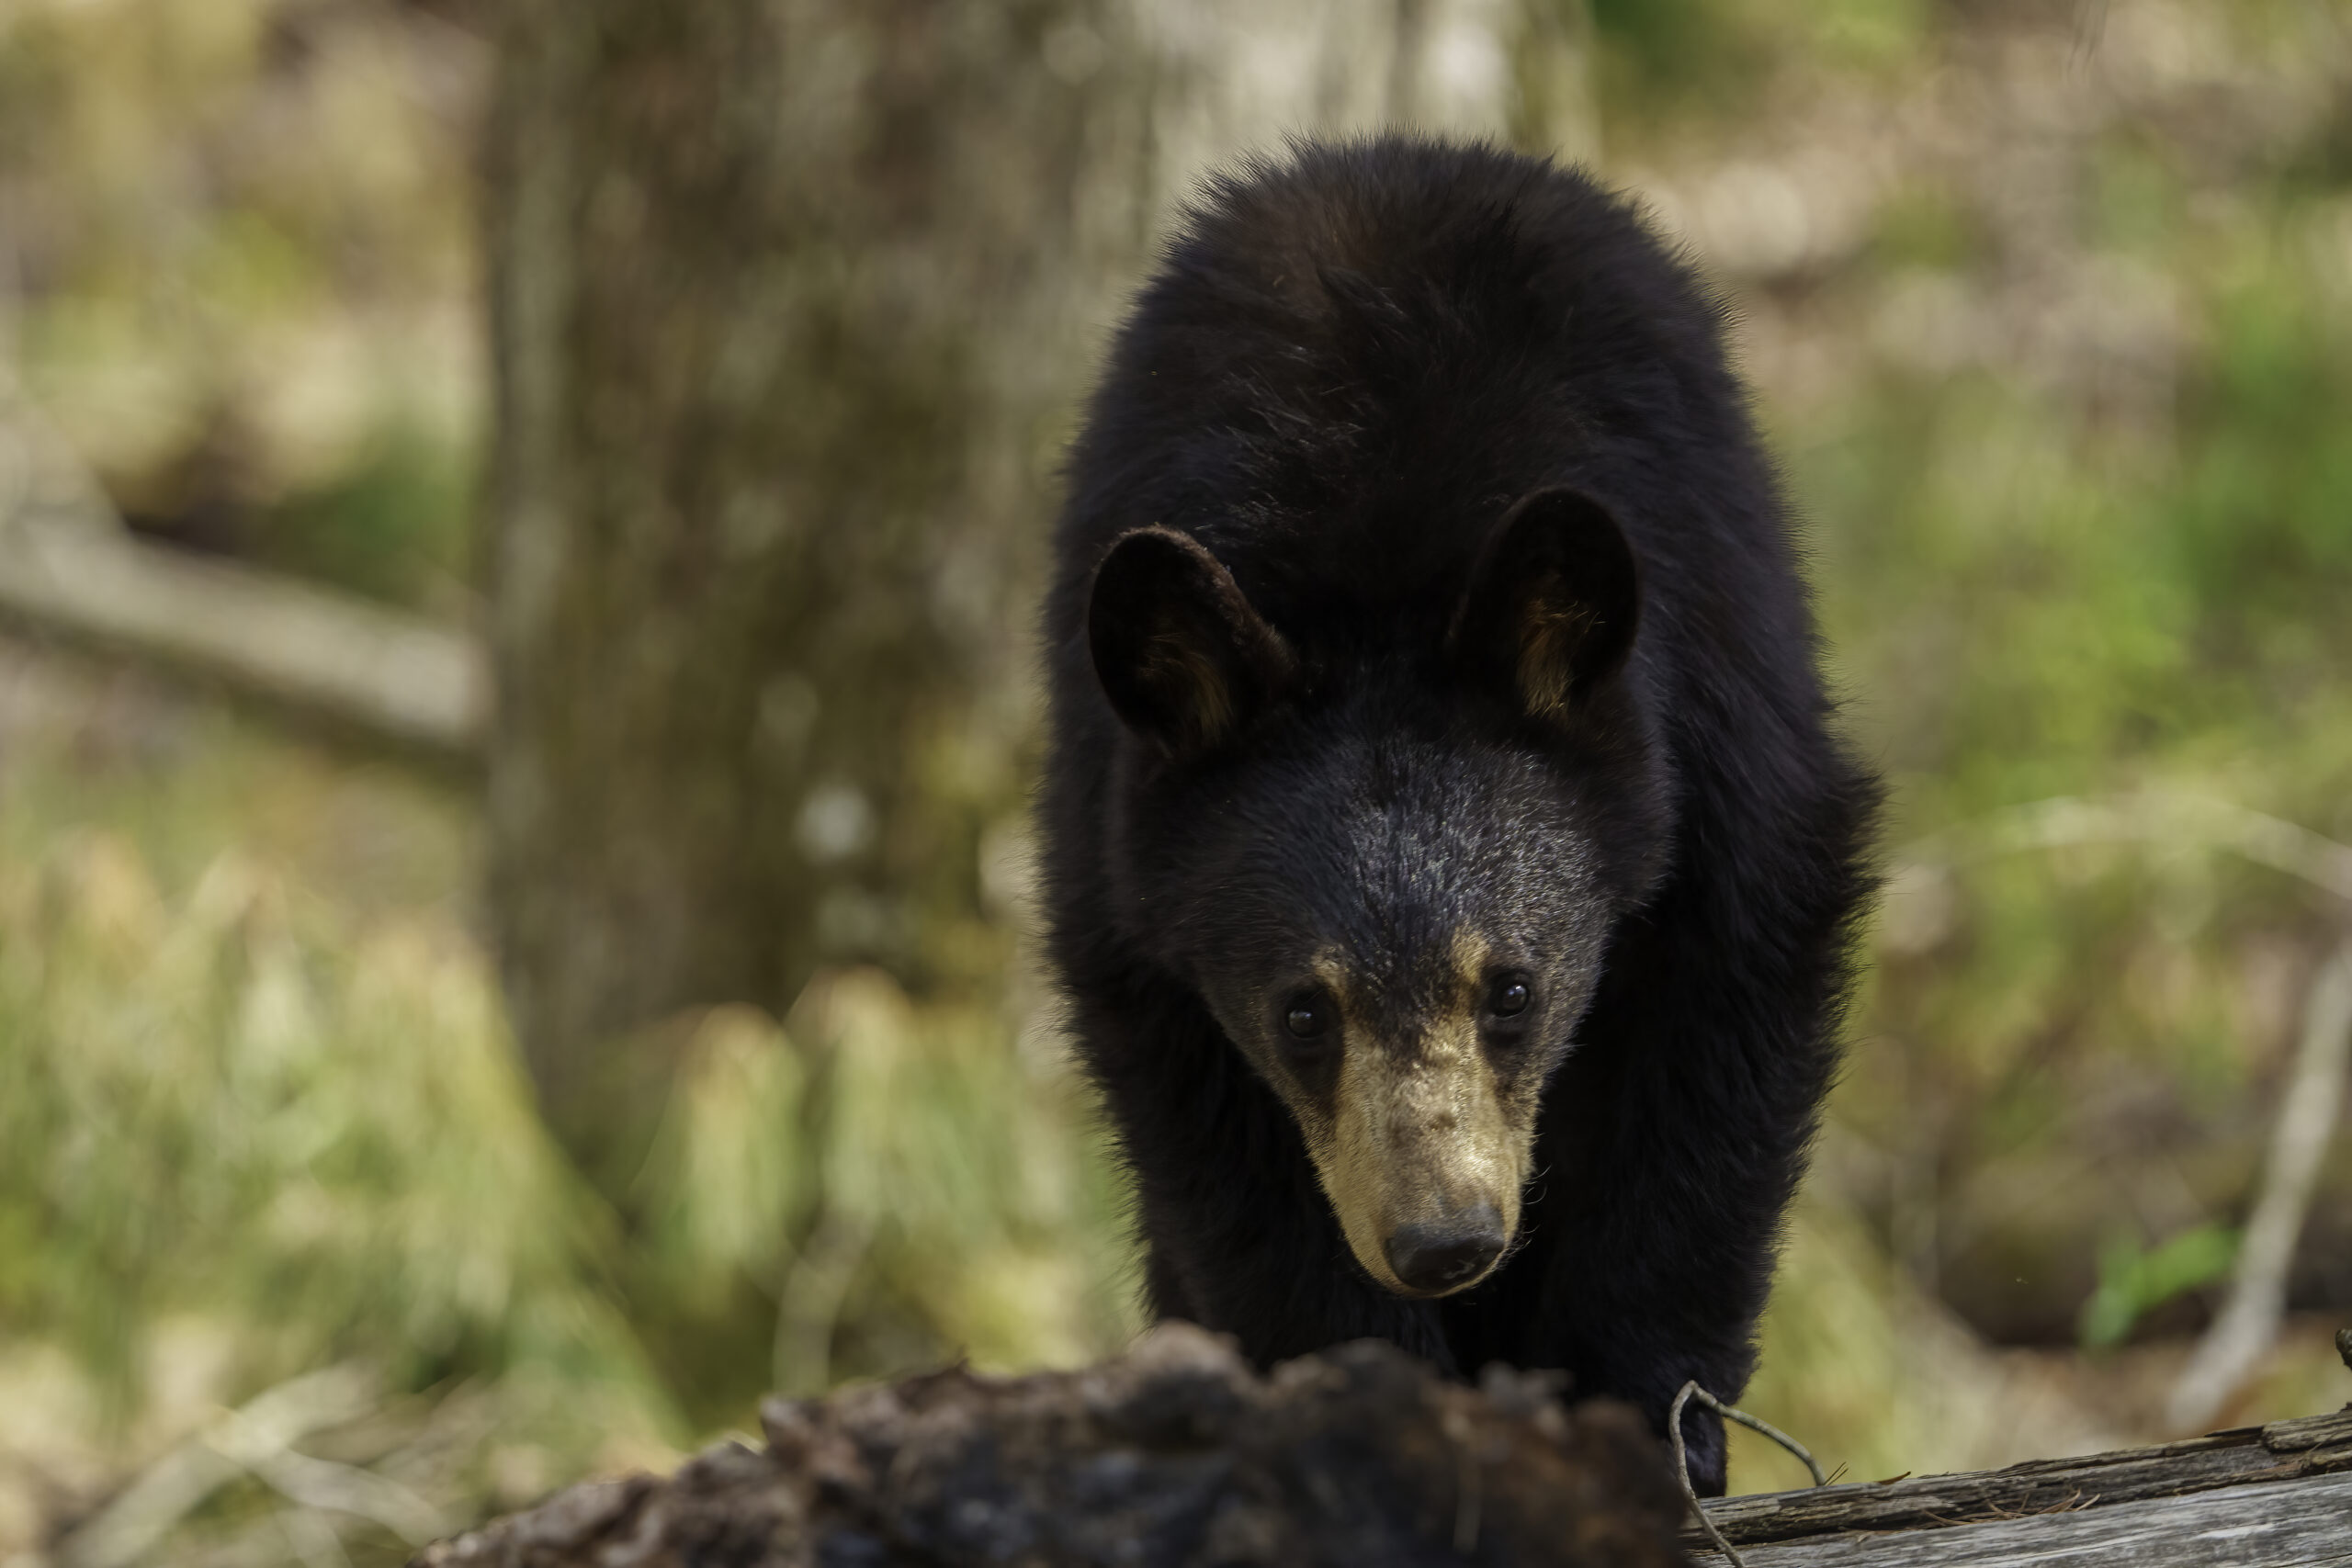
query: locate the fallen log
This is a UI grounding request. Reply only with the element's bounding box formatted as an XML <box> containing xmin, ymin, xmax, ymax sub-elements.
<box><xmin>1689</xmin><ymin>1405</ymin><xmax>2352</xmax><ymax>1567</ymax></box>
<box><xmin>413</xmin><ymin>1322</ymin><xmax>2352</xmax><ymax>1568</ymax></box>
<box><xmin>410</xmin><ymin>1324</ymin><xmax>1691</xmax><ymax>1568</ymax></box>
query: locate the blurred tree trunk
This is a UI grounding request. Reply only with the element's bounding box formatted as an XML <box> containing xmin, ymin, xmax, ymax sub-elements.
<box><xmin>480</xmin><ymin>0</ymin><xmax>1589</xmax><ymax>1186</ymax></box>
<box><xmin>481</xmin><ymin>0</ymin><xmax>1082</xmax><ymax>1179</ymax></box>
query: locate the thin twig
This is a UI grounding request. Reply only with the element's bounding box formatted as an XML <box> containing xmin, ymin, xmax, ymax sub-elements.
<box><xmin>1695</xmin><ymin>1382</ymin><xmax>1828</xmax><ymax>1487</ymax></box>
<box><xmin>1669</xmin><ymin>1384</ymin><xmax>1747</xmax><ymax>1568</ymax></box>
<box><xmin>1670</xmin><ymin>1381</ymin><xmax>1827</xmax><ymax>1564</ymax></box>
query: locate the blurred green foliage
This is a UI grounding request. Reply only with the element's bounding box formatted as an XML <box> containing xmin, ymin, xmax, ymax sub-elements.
<box><xmin>2077</xmin><ymin>1225</ymin><xmax>2240</xmax><ymax>1350</ymax></box>
<box><xmin>1585</xmin><ymin>0</ymin><xmax>1927</xmax><ymax>122</ymax></box>
<box><xmin>0</xmin><ymin>0</ymin><xmax>478</xmax><ymax>610</ymax></box>
<box><xmin>0</xmin><ymin>835</ymin><xmax>627</xmax><ymax>1411</ymax></box>
<box><xmin>620</xmin><ymin>978</ymin><xmax>1137</xmax><ymax>1427</ymax></box>
<box><xmin>0</xmin><ymin>686</ymin><xmax>1135</xmax><ymax>1558</ymax></box>
<box><xmin>1807</xmin><ymin>96</ymin><xmax>2352</xmax><ymax>1344</ymax></box>
<box><xmin>254</xmin><ymin>417</ymin><xmax>474</xmax><ymax>610</ymax></box>
<box><xmin>0</xmin><ymin>725</ymin><xmax>673</xmax><ymax>1560</ymax></box>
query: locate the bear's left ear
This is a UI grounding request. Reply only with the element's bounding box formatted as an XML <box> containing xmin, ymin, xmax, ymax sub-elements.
<box><xmin>1448</xmin><ymin>489</ymin><xmax>1640</xmax><ymax>721</ymax></box>
<box><xmin>1089</xmin><ymin>526</ymin><xmax>1298</xmax><ymax>757</ymax></box>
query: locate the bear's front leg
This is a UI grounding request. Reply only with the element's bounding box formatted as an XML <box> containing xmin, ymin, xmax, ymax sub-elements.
<box><xmin>1517</xmin><ymin>859</ymin><xmax>1851</xmax><ymax>1497</ymax></box>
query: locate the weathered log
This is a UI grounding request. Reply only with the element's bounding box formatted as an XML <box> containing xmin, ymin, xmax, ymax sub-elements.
<box><xmin>1689</xmin><ymin>1406</ymin><xmax>2352</xmax><ymax>1567</ymax></box>
<box><xmin>411</xmin><ymin>1324</ymin><xmax>1690</xmax><ymax>1568</ymax></box>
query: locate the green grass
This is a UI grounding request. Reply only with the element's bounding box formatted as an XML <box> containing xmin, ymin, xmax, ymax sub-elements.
<box><xmin>0</xmin><ymin>679</ymin><xmax>1136</xmax><ymax>1562</ymax></box>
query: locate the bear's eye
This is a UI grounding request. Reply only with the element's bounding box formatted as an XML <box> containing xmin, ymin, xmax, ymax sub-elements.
<box><xmin>1485</xmin><ymin>974</ymin><xmax>1534</xmax><ymax>1020</ymax></box>
<box><xmin>1282</xmin><ymin>992</ymin><xmax>1334</xmax><ymax>1042</ymax></box>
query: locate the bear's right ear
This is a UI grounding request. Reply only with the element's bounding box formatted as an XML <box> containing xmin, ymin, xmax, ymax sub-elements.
<box><xmin>1088</xmin><ymin>527</ymin><xmax>1297</xmax><ymax>757</ymax></box>
<box><xmin>1448</xmin><ymin>488</ymin><xmax>1640</xmax><ymax>722</ymax></box>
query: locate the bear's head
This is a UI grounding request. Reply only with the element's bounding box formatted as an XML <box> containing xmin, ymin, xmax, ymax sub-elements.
<box><xmin>1086</xmin><ymin>489</ymin><xmax>1663</xmax><ymax>1299</ymax></box>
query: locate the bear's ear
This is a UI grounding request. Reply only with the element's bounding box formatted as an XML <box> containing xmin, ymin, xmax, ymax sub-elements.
<box><xmin>1089</xmin><ymin>526</ymin><xmax>1298</xmax><ymax>756</ymax></box>
<box><xmin>1449</xmin><ymin>489</ymin><xmax>1640</xmax><ymax>722</ymax></box>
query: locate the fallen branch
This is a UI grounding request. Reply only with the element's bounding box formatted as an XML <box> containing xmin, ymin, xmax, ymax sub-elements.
<box><xmin>0</xmin><ymin>520</ymin><xmax>487</xmax><ymax>761</ymax></box>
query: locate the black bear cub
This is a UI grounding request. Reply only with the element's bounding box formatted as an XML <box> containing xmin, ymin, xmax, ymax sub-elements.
<box><xmin>1038</xmin><ymin>137</ymin><xmax>1877</xmax><ymax>1495</ymax></box>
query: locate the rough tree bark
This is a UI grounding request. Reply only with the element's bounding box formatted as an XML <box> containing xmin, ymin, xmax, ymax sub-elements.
<box><xmin>479</xmin><ymin>0</ymin><xmax>1590</xmax><ymax>1177</ymax></box>
<box><xmin>412</xmin><ymin>1324</ymin><xmax>1690</xmax><ymax>1568</ymax></box>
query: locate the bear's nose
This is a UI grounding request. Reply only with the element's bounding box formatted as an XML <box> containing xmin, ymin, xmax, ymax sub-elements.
<box><xmin>1384</xmin><ymin>1205</ymin><xmax>1507</xmax><ymax>1294</ymax></box>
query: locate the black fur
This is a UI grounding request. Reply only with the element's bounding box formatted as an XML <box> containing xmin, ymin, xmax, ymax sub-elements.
<box><xmin>1037</xmin><ymin>137</ymin><xmax>1880</xmax><ymax>1495</ymax></box>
